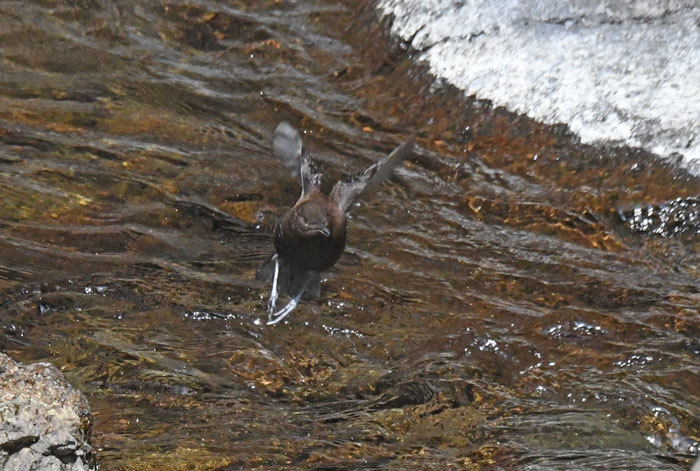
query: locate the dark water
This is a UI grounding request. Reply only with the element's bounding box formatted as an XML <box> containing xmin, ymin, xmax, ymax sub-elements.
<box><xmin>1</xmin><ymin>1</ymin><xmax>698</xmax><ymax>469</ymax></box>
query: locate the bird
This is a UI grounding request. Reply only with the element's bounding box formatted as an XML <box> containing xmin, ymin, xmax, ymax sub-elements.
<box><xmin>257</xmin><ymin>122</ymin><xmax>415</xmax><ymax>325</ymax></box>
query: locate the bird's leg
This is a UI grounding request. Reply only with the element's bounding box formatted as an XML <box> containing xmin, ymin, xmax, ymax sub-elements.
<box><xmin>267</xmin><ymin>254</ymin><xmax>279</xmax><ymax>314</ymax></box>
<box><xmin>267</xmin><ymin>274</ymin><xmax>311</xmax><ymax>325</ymax></box>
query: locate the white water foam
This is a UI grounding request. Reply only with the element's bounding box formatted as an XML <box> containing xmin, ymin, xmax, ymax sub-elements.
<box><xmin>378</xmin><ymin>0</ymin><xmax>700</xmax><ymax>174</ymax></box>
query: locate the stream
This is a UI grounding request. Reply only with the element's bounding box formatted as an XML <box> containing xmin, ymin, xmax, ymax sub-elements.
<box><xmin>0</xmin><ymin>1</ymin><xmax>698</xmax><ymax>469</ymax></box>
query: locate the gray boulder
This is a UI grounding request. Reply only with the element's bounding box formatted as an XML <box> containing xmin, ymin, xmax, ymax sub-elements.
<box><xmin>0</xmin><ymin>353</ymin><xmax>94</xmax><ymax>471</ymax></box>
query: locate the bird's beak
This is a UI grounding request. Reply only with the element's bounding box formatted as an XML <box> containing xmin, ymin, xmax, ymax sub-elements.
<box><xmin>317</xmin><ymin>226</ymin><xmax>331</xmax><ymax>237</ymax></box>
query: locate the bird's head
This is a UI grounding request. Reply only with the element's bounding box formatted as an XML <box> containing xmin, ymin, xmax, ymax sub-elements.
<box><xmin>291</xmin><ymin>199</ymin><xmax>332</xmax><ymax>237</ymax></box>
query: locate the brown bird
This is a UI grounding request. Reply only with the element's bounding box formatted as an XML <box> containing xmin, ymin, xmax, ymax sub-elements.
<box><xmin>257</xmin><ymin>122</ymin><xmax>415</xmax><ymax>324</ymax></box>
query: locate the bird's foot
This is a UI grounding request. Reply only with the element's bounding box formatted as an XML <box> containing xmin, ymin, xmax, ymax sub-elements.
<box><xmin>267</xmin><ymin>297</ymin><xmax>299</xmax><ymax>325</ymax></box>
<box><xmin>266</xmin><ymin>254</ymin><xmax>280</xmax><ymax>314</ymax></box>
<box><xmin>266</xmin><ymin>274</ymin><xmax>310</xmax><ymax>325</ymax></box>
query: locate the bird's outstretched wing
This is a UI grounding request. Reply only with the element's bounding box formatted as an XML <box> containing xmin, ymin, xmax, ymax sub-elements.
<box><xmin>330</xmin><ymin>135</ymin><xmax>415</xmax><ymax>213</ymax></box>
<box><xmin>272</xmin><ymin>122</ymin><xmax>322</xmax><ymax>196</ymax></box>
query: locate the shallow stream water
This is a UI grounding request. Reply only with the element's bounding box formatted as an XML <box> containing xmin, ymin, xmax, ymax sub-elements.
<box><xmin>0</xmin><ymin>1</ymin><xmax>698</xmax><ymax>470</ymax></box>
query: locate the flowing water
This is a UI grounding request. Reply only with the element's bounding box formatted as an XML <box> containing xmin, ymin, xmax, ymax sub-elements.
<box><xmin>0</xmin><ymin>1</ymin><xmax>698</xmax><ymax>470</ymax></box>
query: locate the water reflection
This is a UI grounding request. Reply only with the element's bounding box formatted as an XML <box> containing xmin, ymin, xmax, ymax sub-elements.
<box><xmin>0</xmin><ymin>0</ymin><xmax>698</xmax><ymax>470</ymax></box>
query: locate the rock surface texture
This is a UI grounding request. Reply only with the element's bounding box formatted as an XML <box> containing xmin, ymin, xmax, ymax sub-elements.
<box><xmin>378</xmin><ymin>0</ymin><xmax>700</xmax><ymax>174</ymax></box>
<box><xmin>0</xmin><ymin>353</ymin><xmax>94</xmax><ymax>471</ymax></box>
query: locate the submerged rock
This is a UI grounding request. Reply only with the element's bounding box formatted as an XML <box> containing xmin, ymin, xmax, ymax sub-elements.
<box><xmin>0</xmin><ymin>353</ymin><xmax>95</xmax><ymax>471</ymax></box>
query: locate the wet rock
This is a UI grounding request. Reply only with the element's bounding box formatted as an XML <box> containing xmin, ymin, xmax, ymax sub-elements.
<box><xmin>374</xmin><ymin>376</ymin><xmax>435</xmax><ymax>409</ymax></box>
<box><xmin>617</xmin><ymin>196</ymin><xmax>700</xmax><ymax>236</ymax></box>
<box><xmin>0</xmin><ymin>353</ymin><xmax>95</xmax><ymax>470</ymax></box>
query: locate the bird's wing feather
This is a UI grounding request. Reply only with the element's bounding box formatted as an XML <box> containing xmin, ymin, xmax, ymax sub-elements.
<box><xmin>272</xmin><ymin>121</ymin><xmax>322</xmax><ymax>196</ymax></box>
<box><xmin>330</xmin><ymin>135</ymin><xmax>415</xmax><ymax>213</ymax></box>
<box><xmin>272</xmin><ymin>121</ymin><xmax>302</xmax><ymax>175</ymax></box>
